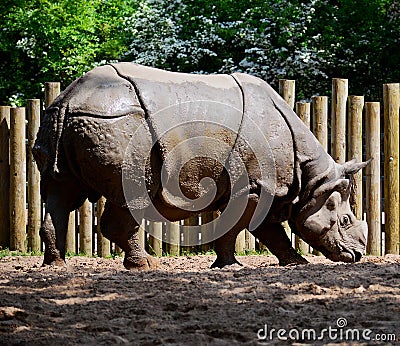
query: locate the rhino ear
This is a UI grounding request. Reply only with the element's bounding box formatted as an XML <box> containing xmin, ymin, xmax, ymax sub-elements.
<box><xmin>342</xmin><ymin>158</ymin><xmax>372</xmax><ymax>175</ymax></box>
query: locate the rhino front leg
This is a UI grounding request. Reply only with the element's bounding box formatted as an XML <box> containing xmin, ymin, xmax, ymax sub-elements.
<box><xmin>211</xmin><ymin>226</ymin><xmax>242</xmax><ymax>268</ymax></box>
<box><xmin>100</xmin><ymin>201</ymin><xmax>158</xmax><ymax>270</ymax></box>
<box><xmin>252</xmin><ymin>222</ymin><xmax>308</xmax><ymax>266</ymax></box>
<box><xmin>211</xmin><ymin>198</ymin><xmax>258</xmax><ymax>268</ymax></box>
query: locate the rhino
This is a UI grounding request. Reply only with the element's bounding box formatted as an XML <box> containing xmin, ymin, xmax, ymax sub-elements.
<box><xmin>33</xmin><ymin>63</ymin><xmax>369</xmax><ymax>270</ymax></box>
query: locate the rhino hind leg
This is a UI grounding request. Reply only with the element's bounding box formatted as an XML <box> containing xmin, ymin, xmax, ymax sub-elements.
<box><xmin>41</xmin><ymin>212</ymin><xmax>68</xmax><ymax>267</ymax></box>
<box><xmin>100</xmin><ymin>202</ymin><xmax>158</xmax><ymax>270</ymax></box>
<box><xmin>252</xmin><ymin>223</ymin><xmax>309</xmax><ymax>266</ymax></box>
<box><xmin>41</xmin><ymin>179</ymin><xmax>85</xmax><ymax>267</ymax></box>
<box><xmin>211</xmin><ymin>198</ymin><xmax>258</xmax><ymax>269</ymax></box>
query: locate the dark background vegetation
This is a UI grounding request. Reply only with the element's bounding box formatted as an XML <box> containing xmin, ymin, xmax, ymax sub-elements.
<box><xmin>1</xmin><ymin>0</ymin><xmax>399</xmax><ymax>105</ymax></box>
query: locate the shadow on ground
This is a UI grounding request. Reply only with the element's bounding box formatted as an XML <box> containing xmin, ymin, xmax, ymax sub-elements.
<box><xmin>0</xmin><ymin>255</ymin><xmax>399</xmax><ymax>345</ymax></box>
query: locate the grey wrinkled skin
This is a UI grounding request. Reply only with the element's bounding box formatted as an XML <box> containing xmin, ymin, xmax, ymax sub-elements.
<box><xmin>33</xmin><ymin>63</ymin><xmax>369</xmax><ymax>270</ymax></box>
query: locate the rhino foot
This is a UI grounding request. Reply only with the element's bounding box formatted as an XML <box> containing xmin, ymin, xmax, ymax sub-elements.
<box><xmin>210</xmin><ymin>257</ymin><xmax>242</xmax><ymax>269</ymax></box>
<box><xmin>42</xmin><ymin>250</ymin><xmax>66</xmax><ymax>268</ymax></box>
<box><xmin>42</xmin><ymin>257</ymin><xmax>66</xmax><ymax>268</ymax></box>
<box><xmin>278</xmin><ymin>252</ymin><xmax>309</xmax><ymax>266</ymax></box>
<box><xmin>123</xmin><ymin>255</ymin><xmax>159</xmax><ymax>271</ymax></box>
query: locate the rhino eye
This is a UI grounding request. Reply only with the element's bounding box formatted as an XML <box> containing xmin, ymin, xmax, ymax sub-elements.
<box><xmin>340</xmin><ymin>215</ymin><xmax>351</xmax><ymax>227</ymax></box>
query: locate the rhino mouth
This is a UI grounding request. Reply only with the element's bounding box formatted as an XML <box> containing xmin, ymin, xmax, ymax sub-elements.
<box><xmin>341</xmin><ymin>249</ymin><xmax>362</xmax><ymax>263</ymax></box>
<box><xmin>318</xmin><ymin>241</ymin><xmax>363</xmax><ymax>263</ymax></box>
<box><xmin>353</xmin><ymin>250</ymin><xmax>362</xmax><ymax>262</ymax></box>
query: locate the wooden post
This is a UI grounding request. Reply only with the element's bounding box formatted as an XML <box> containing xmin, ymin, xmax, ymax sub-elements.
<box><xmin>365</xmin><ymin>102</ymin><xmax>381</xmax><ymax>255</ymax></box>
<box><xmin>96</xmin><ymin>197</ymin><xmax>110</xmax><ymax>257</ymax></box>
<box><xmin>182</xmin><ymin>215</ymin><xmax>198</xmax><ymax>253</ymax></box>
<box><xmin>245</xmin><ymin>230</ymin><xmax>256</xmax><ymax>252</ymax></box>
<box><xmin>79</xmin><ymin>199</ymin><xmax>92</xmax><ymax>255</ymax></box>
<box><xmin>149</xmin><ymin>222</ymin><xmax>163</xmax><ymax>256</ymax></box>
<box><xmin>165</xmin><ymin>221</ymin><xmax>180</xmax><ymax>256</ymax></box>
<box><xmin>279</xmin><ymin>79</ymin><xmax>296</xmax><ymax>109</ymax></box>
<box><xmin>138</xmin><ymin>219</ymin><xmax>146</xmax><ymax>252</ymax></box>
<box><xmin>44</xmin><ymin>82</ymin><xmax>67</xmax><ymax>255</ymax></box>
<box><xmin>331</xmin><ymin>78</ymin><xmax>348</xmax><ymax>163</ymax></box>
<box><xmin>0</xmin><ymin>106</ymin><xmax>10</xmax><ymax>249</ymax></box>
<box><xmin>10</xmin><ymin>107</ymin><xmax>26</xmax><ymax>252</ymax></box>
<box><xmin>347</xmin><ymin>96</ymin><xmax>364</xmax><ymax>219</ymax></box>
<box><xmin>383</xmin><ymin>83</ymin><xmax>400</xmax><ymax>254</ymax></box>
<box><xmin>66</xmin><ymin>211</ymin><xmax>76</xmax><ymax>254</ymax></box>
<box><xmin>45</xmin><ymin>82</ymin><xmax>61</xmax><ymax>108</ymax></box>
<box><xmin>114</xmin><ymin>245</ymin><xmax>123</xmax><ymax>255</ymax></box>
<box><xmin>312</xmin><ymin>96</ymin><xmax>328</xmax><ymax>150</ymax></box>
<box><xmin>200</xmin><ymin>211</ymin><xmax>215</xmax><ymax>252</ymax></box>
<box><xmin>27</xmin><ymin>99</ymin><xmax>41</xmax><ymax>252</ymax></box>
<box><xmin>235</xmin><ymin>230</ymin><xmax>246</xmax><ymax>254</ymax></box>
<box><xmin>279</xmin><ymin>79</ymin><xmax>295</xmax><ymax>241</ymax></box>
<box><xmin>296</xmin><ymin>101</ymin><xmax>311</xmax><ymax>125</ymax></box>
<box><xmin>312</xmin><ymin>95</ymin><xmax>328</xmax><ymax>256</ymax></box>
<box><xmin>295</xmin><ymin>101</ymin><xmax>311</xmax><ymax>254</ymax></box>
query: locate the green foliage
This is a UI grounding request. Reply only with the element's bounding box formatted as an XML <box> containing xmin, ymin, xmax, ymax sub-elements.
<box><xmin>0</xmin><ymin>0</ymin><xmax>136</xmax><ymax>105</ymax></box>
<box><xmin>122</xmin><ymin>0</ymin><xmax>399</xmax><ymax>99</ymax></box>
<box><xmin>0</xmin><ymin>248</ymin><xmax>11</xmax><ymax>258</ymax></box>
<box><xmin>308</xmin><ymin>0</ymin><xmax>400</xmax><ymax>98</ymax></box>
<box><xmin>0</xmin><ymin>0</ymin><xmax>398</xmax><ymax>104</ymax></box>
<box><xmin>0</xmin><ymin>248</ymin><xmax>43</xmax><ymax>258</ymax></box>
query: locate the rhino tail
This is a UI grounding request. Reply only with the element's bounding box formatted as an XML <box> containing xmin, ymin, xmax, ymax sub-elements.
<box><xmin>33</xmin><ymin>103</ymin><xmax>69</xmax><ymax>180</ymax></box>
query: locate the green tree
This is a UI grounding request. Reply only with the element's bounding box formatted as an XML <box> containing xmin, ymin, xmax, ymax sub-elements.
<box><xmin>1</xmin><ymin>0</ymin><xmax>398</xmax><ymax>104</ymax></box>
<box><xmin>0</xmin><ymin>0</ymin><xmax>135</xmax><ymax>105</ymax></box>
<box><xmin>122</xmin><ymin>0</ymin><xmax>399</xmax><ymax>99</ymax></box>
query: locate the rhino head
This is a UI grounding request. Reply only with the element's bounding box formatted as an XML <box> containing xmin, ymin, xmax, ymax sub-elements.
<box><xmin>293</xmin><ymin>159</ymin><xmax>370</xmax><ymax>263</ymax></box>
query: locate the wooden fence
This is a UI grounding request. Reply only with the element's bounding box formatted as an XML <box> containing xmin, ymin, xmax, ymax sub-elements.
<box><xmin>0</xmin><ymin>78</ymin><xmax>399</xmax><ymax>257</ymax></box>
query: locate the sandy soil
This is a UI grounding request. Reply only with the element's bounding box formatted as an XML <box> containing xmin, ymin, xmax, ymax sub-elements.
<box><xmin>0</xmin><ymin>254</ymin><xmax>399</xmax><ymax>345</ymax></box>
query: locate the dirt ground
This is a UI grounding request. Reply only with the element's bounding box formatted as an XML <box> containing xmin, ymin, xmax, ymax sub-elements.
<box><xmin>0</xmin><ymin>254</ymin><xmax>399</xmax><ymax>345</ymax></box>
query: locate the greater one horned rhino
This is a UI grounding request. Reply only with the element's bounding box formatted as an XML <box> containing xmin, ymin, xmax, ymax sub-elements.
<box><xmin>33</xmin><ymin>63</ymin><xmax>369</xmax><ymax>270</ymax></box>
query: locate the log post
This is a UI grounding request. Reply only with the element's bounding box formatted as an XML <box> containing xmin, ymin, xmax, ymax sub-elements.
<box><xmin>45</xmin><ymin>82</ymin><xmax>61</xmax><ymax>109</ymax></box>
<box><xmin>312</xmin><ymin>96</ymin><xmax>328</xmax><ymax>150</ymax></box>
<box><xmin>45</xmin><ymin>82</ymin><xmax>74</xmax><ymax>255</ymax></box>
<box><xmin>182</xmin><ymin>215</ymin><xmax>198</xmax><ymax>253</ymax></box>
<box><xmin>79</xmin><ymin>199</ymin><xmax>92</xmax><ymax>255</ymax></box>
<box><xmin>165</xmin><ymin>221</ymin><xmax>180</xmax><ymax>256</ymax></box>
<box><xmin>296</xmin><ymin>101</ymin><xmax>311</xmax><ymax>125</ymax></box>
<box><xmin>27</xmin><ymin>99</ymin><xmax>41</xmax><ymax>252</ymax></box>
<box><xmin>383</xmin><ymin>83</ymin><xmax>400</xmax><ymax>254</ymax></box>
<box><xmin>245</xmin><ymin>230</ymin><xmax>256</xmax><ymax>252</ymax></box>
<box><xmin>114</xmin><ymin>245</ymin><xmax>123</xmax><ymax>256</ymax></box>
<box><xmin>279</xmin><ymin>79</ymin><xmax>296</xmax><ymax>110</ymax></box>
<box><xmin>365</xmin><ymin>102</ymin><xmax>381</xmax><ymax>255</ymax></box>
<box><xmin>200</xmin><ymin>211</ymin><xmax>216</xmax><ymax>252</ymax></box>
<box><xmin>347</xmin><ymin>96</ymin><xmax>364</xmax><ymax>219</ymax></box>
<box><xmin>235</xmin><ymin>230</ymin><xmax>246</xmax><ymax>254</ymax></box>
<box><xmin>0</xmin><ymin>106</ymin><xmax>10</xmax><ymax>249</ymax></box>
<box><xmin>331</xmin><ymin>78</ymin><xmax>348</xmax><ymax>163</ymax></box>
<box><xmin>279</xmin><ymin>79</ymin><xmax>296</xmax><ymax>241</ymax></box>
<box><xmin>138</xmin><ymin>219</ymin><xmax>146</xmax><ymax>252</ymax></box>
<box><xmin>10</xmin><ymin>107</ymin><xmax>26</xmax><ymax>252</ymax></box>
<box><xmin>149</xmin><ymin>222</ymin><xmax>163</xmax><ymax>256</ymax></box>
<box><xmin>312</xmin><ymin>95</ymin><xmax>328</xmax><ymax>256</ymax></box>
<box><xmin>295</xmin><ymin>101</ymin><xmax>311</xmax><ymax>254</ymax></box>
<box><xmin>66</xmin><ymin>211</ymin><xmax>76</xmax><ymax>254</ymax></box>
<box><xmin>96</xmin><ymin>197</ymin><xmax>110</xmax><ymax>257</ymax></box>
